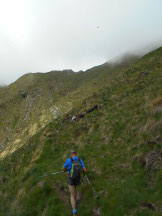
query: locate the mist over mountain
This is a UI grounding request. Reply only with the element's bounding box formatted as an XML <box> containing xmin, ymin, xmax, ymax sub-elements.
<box><xmin>0</xmin><ymin>81</ymin><xmax>5</xmax><ymax>86</ymax></box>
<box><xmin>0</xmin><ymin>83</ymin><xmax>6</xmax><ymax>88</ymax></box>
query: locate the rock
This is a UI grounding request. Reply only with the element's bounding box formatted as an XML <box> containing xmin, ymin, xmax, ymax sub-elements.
<box><xmin>37</xmin><ymin>180</ymin><xmax>45</xmax><ymax>188</ymax></box>
<box><xmin>141</xmin><ymin>202</ymin><xmax>155</xmax><ymax>211</ymax></box>
<box><xmin>156</xmin><ymin>136</ymin><xmax>162</xmax><ymax>142</ymax></box>
<box><xmin>99</xmin><ymin>190</ymin><xmax>107</xmax><ymax>197</ymax></box>
<box><xmin>71</xmin><ymin>116</ymin><xmax>77</xmax><ymax>122</ymax></box>
<box><xmin>77</xmin><ymin>113</ymin><xmax>85</xmax><ymax>119</ymax></box>
<box><xmin>145</xmin><ymin>150</ymin><xmax>162</xmax><ymax>172</ymax></box>
<box><xmin>140</xmin><ymin>71</ymin><xmax>149</xmax><ymax>75</ymax></box>
<box><xmin>151</xmin><ymin>106</ymin><xmax>162</xmax><ymax>115</ymax></box>
<box><xmin>20</xmin><ymin>90</ymin><xmax>27</xmax><ymax>98</ymax></box>
<box><xmin>92</xmin><ymin>208</ymin><xmax>101</xmax><ymax>216</ymax></box>
<box><xmin>86</xmin><ymin>105</ymin><xmax>99</xmax><ymax>114</ymax></box>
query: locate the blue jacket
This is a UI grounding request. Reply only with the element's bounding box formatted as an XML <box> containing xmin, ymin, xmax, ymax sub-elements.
<box><xmin>64</xmin><ymin>156</ymin><xmax>85</xmax><ymax>175</ymax></box>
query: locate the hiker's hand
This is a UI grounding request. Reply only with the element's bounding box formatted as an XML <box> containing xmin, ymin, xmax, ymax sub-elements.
<box><xmin>62</xmin><ymin>168</ymin><xmax>68</xmax><ymax>172</ymax></box>
<box><xmin>82</xmin><ymin>167</ymin><xmax>86</xmax><ymax>174</ymax></box>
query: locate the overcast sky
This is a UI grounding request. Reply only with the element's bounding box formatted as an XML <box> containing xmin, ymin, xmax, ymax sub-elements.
<box><xmin>0</xmin><ymin>0</ymin><xmax>162</xmax><ymax>85</ymax></box>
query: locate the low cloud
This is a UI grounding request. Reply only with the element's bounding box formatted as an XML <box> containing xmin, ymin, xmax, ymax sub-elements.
<box><xmin>0</xmin><ymin>0</ymin><xmax>162</xmax><ymax>84</ymax></box>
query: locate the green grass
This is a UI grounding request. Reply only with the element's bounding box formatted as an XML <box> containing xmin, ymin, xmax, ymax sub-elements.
<box><xmin>0</xmin><ymin>47</ymin><xmax>162</xmax><ymax>215</ymax></box>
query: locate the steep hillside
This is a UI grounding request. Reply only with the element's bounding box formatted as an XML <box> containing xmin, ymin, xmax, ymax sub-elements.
<box><xmin>0</xmin><ymin>58</ymin><xmax>136</xmax><ymax>159</ymax></box>
<box><xmin>0</xmin><ymin>48</ymin><xmax>162</xmax><ymax>216</ymax></box>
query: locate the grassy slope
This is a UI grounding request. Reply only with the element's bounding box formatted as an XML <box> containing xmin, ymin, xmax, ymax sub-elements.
<box><xmin>0</xmin><ymin>48</ymin><xmax>162</xmax><ymax>215</ymax></box>
<box><xmin>0</xmin><ymin>59</ymin><xmax>134</xmax><ymax>158</ymax></box>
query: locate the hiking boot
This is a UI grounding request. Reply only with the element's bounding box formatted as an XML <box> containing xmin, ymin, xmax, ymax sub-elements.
<box><xmin>72</xmin><ymin>209</ymin><xmax>77</xmax><ymax>215</ymax></box>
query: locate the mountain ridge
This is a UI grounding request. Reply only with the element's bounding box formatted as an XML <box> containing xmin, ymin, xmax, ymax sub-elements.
<box><xmin>0</xmin><ymin>54</ymin><xmax>138</xmax><ymax>159</ymax></box>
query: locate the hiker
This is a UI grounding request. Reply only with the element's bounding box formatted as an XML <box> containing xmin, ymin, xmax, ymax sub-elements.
<box><xmin>62</xmin><ymin>150</ymin><xmax>86</xmax><ymax>216</ymax></box>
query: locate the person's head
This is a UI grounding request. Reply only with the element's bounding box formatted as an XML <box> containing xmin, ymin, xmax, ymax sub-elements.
<box><xmin>71</xmin><ymin>150</ymin><xmax>77</xmax><ymax>156</ymax></box>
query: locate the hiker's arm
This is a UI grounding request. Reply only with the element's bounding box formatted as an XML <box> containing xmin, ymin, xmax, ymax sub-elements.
<box><xmin>62</xmin><ymin>167</ymin><xmax>68</xmax><ymax>172</ymax></box>
<box><xmin>62</xmin><ymin>158</ymin><xmax>69</xmax><ymax>172</ymax></box>
<box><xmin>80</xmin><ymin>159</ymin><xmax>86</xmax><ymax>173</ymax></box>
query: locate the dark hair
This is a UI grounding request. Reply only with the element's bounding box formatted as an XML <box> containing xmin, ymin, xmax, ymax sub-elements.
<box><xmin>71</xmin><ymin>150</ymin><xmax>77</xmax><ymax>155</ymax></box>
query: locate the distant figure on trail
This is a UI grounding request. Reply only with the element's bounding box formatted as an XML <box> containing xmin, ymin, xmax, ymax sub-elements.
<box><xmin>62</xmin><ymin>150</ymin><xmax>86</xmax><ymax>216</ymax></box>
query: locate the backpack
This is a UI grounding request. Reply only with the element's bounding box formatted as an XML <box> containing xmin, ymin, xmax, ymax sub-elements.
<box><xmin>70</xmin><ymin>157</ymin><xmax>81</xmax><ymax>180</ymax></box>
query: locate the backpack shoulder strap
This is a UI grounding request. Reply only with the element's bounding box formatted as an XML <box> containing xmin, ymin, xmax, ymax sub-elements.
<box><xmin>70</xmin><ymin>157</ymin><xmax>80</xmax><ymax>163</ymax></box>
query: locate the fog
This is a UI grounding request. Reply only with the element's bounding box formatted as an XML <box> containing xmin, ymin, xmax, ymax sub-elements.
<box><xmin>0</xmin><ymin>0</ymin><xmax>162</xmax><ymax>84</ymax></box>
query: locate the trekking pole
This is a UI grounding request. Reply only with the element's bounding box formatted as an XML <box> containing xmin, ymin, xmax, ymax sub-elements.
<box><xmin>85</xmin><ymin>175</ymin><xmax>99</xmax><ymax>199</ymax></box>
<box><xmin>39</xmin><ymin>171</ymin><xmax>64</xmax><ymax>178</ymax></box>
